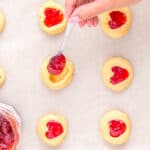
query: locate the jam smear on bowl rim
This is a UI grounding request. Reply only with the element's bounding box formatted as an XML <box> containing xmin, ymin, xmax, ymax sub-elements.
<box><xmin>45</xmin><ymin>121</ymin><xmax>63</xmax><ymax>139</ymax></box>
<box><xmin>44</xmin><ymin>8</ymin><xmax>64</xmax><ymax>27</ymax></box>
<box><xmin>108</xmin><ymin>11</ymin><xmax>126</xmax><ymax>29</ymax></box>
<box><xmin>109</xmin><ymin>120</ymin><xmax>126</xmax><ymax>137</ymax></box>
<box><xmin>110</xmin><ymin>66</ymin><xmax>129</xmax><ymax>85</ymax></box>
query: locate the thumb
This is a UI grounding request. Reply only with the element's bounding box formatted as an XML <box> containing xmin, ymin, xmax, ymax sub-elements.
<box><xmin>70</xmin><ymin>0</ymin><xmax>111</xmax><ymax>20</ymax></box>
<box><xmin>65</xmin><ymin>0</ymin><xmax>77</xmax><ymax>19</ymax></box>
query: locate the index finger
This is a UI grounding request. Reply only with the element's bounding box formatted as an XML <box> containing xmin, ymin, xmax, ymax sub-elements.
<box><xmin>65</xmin><ymin>0</ymin><xmax>77</xmax><ymax>19</ymax></box>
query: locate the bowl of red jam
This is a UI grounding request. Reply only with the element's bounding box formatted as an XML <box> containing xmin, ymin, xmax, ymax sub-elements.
<box><xmin>0</xmin><ymin>103</ymin><xmax>22</xmax><ymax>150</ymax></box>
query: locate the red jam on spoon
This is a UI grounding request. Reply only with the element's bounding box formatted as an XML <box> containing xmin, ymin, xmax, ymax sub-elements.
<box><xmin>44</xmin><ymin>8</ymin><xmax>64</xmax><ymax>27</ymax></box>
<box><xmin>45</xmin><ymin>121</ymin><xmax>63</xmax><ymax>139</ymax></box>
<box><xmin>0</xmin><ymin>115</ymin><xmax>15</xmax><ymax>149</ymax></box>
<box><xmin>109</xmin><ymin>120</ymin><xmax>126</xmax><ymax>137</ymax></box>
<box><xmin>47</xmin><ymin>54</ymin><xmax>66</xmax><ymax>75</ymax></box>
<box><xmin>110</xmin><ymin>66</ymin><xmax>129</xmax><ymax>85</ymax></box>
<box><xmin>108</xmin><ymin>11</ymin><xmax>126</xmax><ymax>29</ymax></box>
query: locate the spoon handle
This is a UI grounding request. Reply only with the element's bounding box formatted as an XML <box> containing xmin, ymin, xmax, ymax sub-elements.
<box><xmin>59</xmin><ymin>23</ymin><xmax>75</xmax><ymax>53</ymax></box>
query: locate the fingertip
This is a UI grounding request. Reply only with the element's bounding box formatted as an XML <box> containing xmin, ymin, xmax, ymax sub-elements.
<box><xmin>91</xmin><ymin>18</ymin><xmax>95</xmax><ymax>26</ymax></box>
<box><xmin>86</xmin><ymin>19</ymin><xmax>93</xmax><ymax>27</ymax></box>
<box><xmin>93</xmin><ymin>17</ymin><xmax>99</xmax><ymax>27</ymax></box>
<box><xmin>78</xmin><ymin>21</ymin><xmax>86</xmax><ymax>28</ymax></box>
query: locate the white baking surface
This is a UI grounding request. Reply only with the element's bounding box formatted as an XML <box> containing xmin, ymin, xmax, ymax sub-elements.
<box><xmin>0</xmin><ymin>0</ymin><xmax>150</xmax><ymax>149</ymax></box>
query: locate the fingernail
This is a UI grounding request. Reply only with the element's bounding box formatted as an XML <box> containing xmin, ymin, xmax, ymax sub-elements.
<box><xmin>69</xmin><ymin>16</ymin><xmax>82</xmax><ymax>23</ymax></box>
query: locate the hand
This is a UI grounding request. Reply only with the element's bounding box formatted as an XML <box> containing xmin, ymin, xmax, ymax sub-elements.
<box><xmin>65</xmin><ymin>0</ymin><xmax>141</xmax><ymax>27</ymax></box>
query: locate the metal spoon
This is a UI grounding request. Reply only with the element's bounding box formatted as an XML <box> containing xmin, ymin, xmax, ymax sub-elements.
<box><xmin>58</xmin><ymin>22</ymin><xmax>75</xmax><ymax>53</ymax></box>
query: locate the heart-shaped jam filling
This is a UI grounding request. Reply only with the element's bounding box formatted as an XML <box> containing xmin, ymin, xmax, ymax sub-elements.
<box><xmin>109</xmin><ymin>120</ymin><xmax>126</xmax><ymax>137</ymax></box>
<box><xmin>47</xmin><ymin>54</ymin><xmax>66</xmax><ymax>75</ymax></box>
<box><xmin>44</xmin><ymin>8</ymin><xmax>64</xmax><ymax>27</ymax></box>
<box><xmin>45</xmin><ymin>121</ymin><xmax>63</xmax><ymax>139</ymax></box>
<box><xmin>0</xmin><ymin>115</ymin><xmax>15</xmax><ymax>149</ymax></box>
<box><xmin>108</xmin><ymin>11</ymin><xmax>126</xmax><ymax>29</ymax></box>
<box><xmin>110</xmin><ymin>66</ymin><xmax>129</xmax><ymax>85</ymax></box>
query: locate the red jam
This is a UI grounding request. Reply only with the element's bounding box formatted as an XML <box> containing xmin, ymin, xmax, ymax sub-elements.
<box><xmin>47</xmin><ymin>54</ymin><xmax>66</xmax><ymax>75</ymax></box>
<box><xmin>109</xmin><ymin>120</ymin><xmax>126</xmax><ymax>137</ymax></box>
<box><xmin>108</xmin><ymin>11</ymin><xmax>126</xmax><ymax>29</ymax></box>
<box><xmin>110</xmin><ymin>66</ymin><xmax>129</xmax><ymax>85</ymax></box>
<box><xmin>44</xmin><ymin>8</ymin><xmax>64</xmax><ymax>27</ymax></box>
<box><xmin>45</xmin><ymin>121</ymin><xmax>63</xmax><ymax>139</ymax></box>
<box><xmin>0</xmin><ymin>115</ymin><xmax>14</xmax><ymax>149</ymax></box>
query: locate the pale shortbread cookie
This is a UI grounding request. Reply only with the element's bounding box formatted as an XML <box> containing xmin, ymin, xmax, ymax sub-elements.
<box><xmin>38</xmin><ymin>1</ymin><xmax>67</xmax><ymax>35</ymax></box>
<box><xmin>0</xmin><ymin>68</ymin><xmax>6</xmax><ymax>87</ymax></box>
<box><xmin>102</xmin><ymin>57</ymin><xmax>133</xmax><ymax>92</ymax></box>
<box><xmin>100</xmin><ymin>110</ymin><xmax>131</xmax><ymax>145</ymax></box>
<box><xmin>100</xmin><ymin>7</ymin><xmax>131</xmax><ymax>39</ymax></box>
<box><xmin>0</xmin><ymin>11</ymin><xmax>5</xmax><ymax>32</ymax></box>
<box><xmin>41</xmin><ymin>57</ymin><xmax>74</xmax><ymax>90</ymax></box>
<box><xmin>37</xmin><ymin>113</ymin><xmax>68</xmax><ymax>147</ymax></box>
